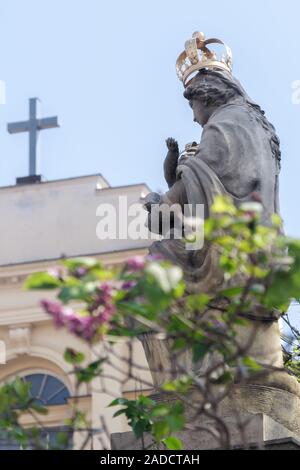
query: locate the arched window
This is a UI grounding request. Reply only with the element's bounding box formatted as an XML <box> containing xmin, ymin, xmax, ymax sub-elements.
<box><xmin>23</xmin><ymin>373</ymin><xmax>70</xmax><ymax>406</ymax></box>
<box><xmin>0</xmin><ymin>372</ymin><xmax>72</xmax><ymax>449</ymax></box>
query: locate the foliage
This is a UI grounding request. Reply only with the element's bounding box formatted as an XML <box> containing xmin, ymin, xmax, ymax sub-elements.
<box><xmin>1</xmin><ymin>196</ymin><xmax>300</xmax><ymax>449</ymax></box>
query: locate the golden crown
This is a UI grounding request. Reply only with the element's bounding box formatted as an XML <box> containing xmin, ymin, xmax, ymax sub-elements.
<box><xmin>176</xmin><ymin>32</ymin><xmax>233</xmax><ymax>87</ymax></box>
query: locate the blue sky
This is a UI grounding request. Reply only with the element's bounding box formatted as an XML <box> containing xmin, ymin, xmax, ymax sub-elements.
<box><xmin>0</xmin><ymin>0</ymin><xmax>300</xmax><ymax>237</ymax></box>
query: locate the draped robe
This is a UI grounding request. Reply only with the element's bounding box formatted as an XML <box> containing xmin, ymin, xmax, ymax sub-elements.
<box><xmin>149</xmin><ymin>97</ymin><xmax>281</xmax><ymax>293</ymax></box>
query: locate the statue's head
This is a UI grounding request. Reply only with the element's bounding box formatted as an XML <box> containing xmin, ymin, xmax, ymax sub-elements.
<box><xmin>182</xmin><ymin>68</ymin><xmax>281</xmax><ymax>169</ymax></box>
<box><xmin>176</xmin><ymin>32</ymin><xmax>235</xmax><ymax>125</ymax></box>
<box><xmin>176</xmin><ymin>32</ymin><xmax>281</xmax><ymax>167</ymax></box>
<box><xmin>183</xmin><ymin>69</ymin><xmax>244</xmax><ymax>126</ymax></box>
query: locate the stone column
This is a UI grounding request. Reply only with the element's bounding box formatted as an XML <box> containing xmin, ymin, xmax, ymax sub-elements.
<box><xmin>112</xmin><ymin>313</ymin><xmax>300</xmax><ymax>449</ymax></box>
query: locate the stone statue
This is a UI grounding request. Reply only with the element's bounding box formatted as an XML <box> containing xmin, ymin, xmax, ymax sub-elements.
<box><xmin>146</xmin><ymin>35</ymin><xmax>281</xmax><ymax>294</ymax></box>
<box><xmin>112</xmin><ymin>32</ymin><xmax>300</xmax><ymax>450</ymax></box>
<box><xmin>141</xmin><ymin>32</ymin><xmax>300</xmax><ymax>398</ymax></box>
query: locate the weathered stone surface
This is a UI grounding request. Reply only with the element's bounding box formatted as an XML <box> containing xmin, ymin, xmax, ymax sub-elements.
<box><xmin>260</xmin><ymin>438</ymin><xmax>300</xmax><ymax>450</ymax></box>
<box><xmin>111</xmin><ymin>432</ymin><xmax>157</xmax><ymax>451</ymax></box>
<box><xmin>227</xmin><ymin>385</ymin><xmax>300</xmax><ymax>437</ymax></box>
<box><xmin>139</xmin><ymin>321</ymin><xmax>300</xmax><ymax>397</ymax></box>
<box><xmin>111</xmin><ymin>415</ymin><xmax>300</xmax><ymax>450</ymax></box>
<box><xmin>111</xmin><ymin>385</ymin><xmax>300</xmax><ymax>450</ymax></box>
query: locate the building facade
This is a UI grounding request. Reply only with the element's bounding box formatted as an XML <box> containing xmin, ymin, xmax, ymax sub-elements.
<box><xmin>0</xmin><ymin>174</ymin><xmax>153</xmax><ymax>449</ymax></box>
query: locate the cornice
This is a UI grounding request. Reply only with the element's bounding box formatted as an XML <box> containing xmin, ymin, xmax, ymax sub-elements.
<box><xmin>0</xmin><ymin>248</ymin><xmax>148</xmax><ymax>288</ymax></box>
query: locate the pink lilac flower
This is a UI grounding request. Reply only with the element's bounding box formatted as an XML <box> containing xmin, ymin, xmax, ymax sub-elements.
<box><xmin>91</xmin><ymin>282</ymin><xmax>115</xmax><ymax>310</ymax></box>
<box><xmin>40</xmin><ymin>300</ymin><xmax>74</xmax><ymax>327</ymax></box>
<box><xmin>47</xmin><ymin>267</ymin><xmax>65</xmax><ymax>280</ymax></box>
<box><xmin>67</xmin><ymin>315</ymin><xmax>103</xmax><ymax>341</ymax></box>
<box><xmin>122</xmin><ymin>280</ymin><xmax>137</xmax><ymax>291</ymax></box>
<box><xmin>98</xmin><ymin>282</ymin><xmax>114</xmax><ymax>303</ymax></box>
<box><xmin>40</xmin><ymin>298</ymin><xmax>116</xmax><ymax>342</ymax></box>
<box><xmin>98</xmin><ymin>304</ymin><xmax>116</xmax><ymax>324</ymax></box>
<box><xmin>126</xmin><ymin>256</ymin><xmax>145</xmax><ymax>272</ymax></box>
<box><xmin>73</xmin><ymin>267</ymin><xmax>88</xmax><ymax>279</ymax></box>
<box><xmin>93</xmin><ymin>282</ymin><xmax>116</xmax><ymax>323</ymax></box>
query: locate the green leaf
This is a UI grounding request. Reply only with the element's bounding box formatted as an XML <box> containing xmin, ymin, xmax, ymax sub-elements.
<box><xmin>153</xmin><ymin>421</ymin><xmax>169</xmax><ymax>440</ymax></box>
<box><xmin>151</xmin><ymin>404</ymin><xmax>169</xmax><ymax>418</ymax></box>
<box><xmin>55</xmin><ymin>431</ymin><xmax>70</xmax><ymax>448</ymax></box>
<box><xmin>242</xmin><ymin>356</ymin><xmax>262</xmax><ymax>371</ymax></box>
<box><xmin>162</xmin><ymin>382</ymin><xmax>177</xmax><ymax>392</ymax></box>
<box><xmin>24</xmin><ymin>272</ymin><xmax>60</xmax><ymax>290</ymax></box>
<box><xmin>13</xmin><ymin>378</ymin><xmax>31</xmax><ymax>401</ymax></box>
<box><xmin>132</xmin><ymin>419</ymin><xmax>151</xmax><ymax>438</ymax></box>
<box><xmin>171</xmin><ymin>401</ymin><xmax>184</xmax><ymax>415</ymax></box>
<box><xmin>219</xmin><ymin>256</ymin><xmax>238</xmax><ymax>275</ymax></box>
<box><xmin>75</xmin><ymin>359</ymin><xmax>104</xmax><ymax>383</ymax></box>
<box><xmin>211</xmin><ymin>196</ymin><xmax>237</xmax><ymax>215</ymax></box>
<box><xmin>187</xmin><ymin>293</ymin><xmax>210</xmax><ymax>310</ymax></box>
<box><xmin>31</xmin><ymin>403</ymin><xmax>48</xmax><ymax>415</ymax></box>
<box><xmin>64</xmin><ymin>348</ymin><xmax>85</xmax><ymax>365</ymax></box>
<box><xmin>163</xmin><ymin>436</ymin><xmax>183</xmax><ymax>450</ymax></box>
<box><xmin>172</xmin><ymin>337</ymin><xmax>187</xmax><ymax>350</ymax></box>
<box><xmin>109</xmin><ymin>398</ymin><xmax>128</xmax><ymax>408</ymax></box>
<box><xmin>113</xmin><ymin>408</ymin><xmax>127</xmax><ymax>418</ymax></box>
<box><xmin>162</xmin><ymin>377</ymin><xmax>192</xmax><ymax>394</ymax></box>
<box><xmin>63</xmin><ymin>258</ymin><xmax>101</xmax><ymax>271</ymax></box>
<box><xmin>211</xmin><ymin>371</ymin><xmax>233</xmax><ymax>385</ymax></box>
<box><xmin>58</xmin><ymin>282</ymin><xmax>96</xmax><ymax>303</ymax></box>
<box><xmin>219</xmin><ymin>287</ymin><xmax>243</xmax><ymax>298</ymax></box>
<box><xmin>192</xmin><ymin>343</ymin><xmax>210</xmax><ymax>362</ymax></box>
<box><xmin>166</xmin><ymin>413</ymin><xmax>185</xmax><ymax>432</ymax></box>
<box><xmin>271</xmin><ymin>213</ymin><xmax>283</xmax><ymax>228</ymax></box>
<box><xmin>137</xmin><ymin>395</ymin><xmax>155</xmax><ymax>407</ymax></box>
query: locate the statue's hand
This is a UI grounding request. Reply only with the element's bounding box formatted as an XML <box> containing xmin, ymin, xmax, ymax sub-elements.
<box><xmin>166</xmin><ymin>137</ymin><xmax>179</xmax><ymax>153</ymax></box>
<box><xmin>143</xmin><ymin>192</ymin><xmax>162</xmax><ymax>213</ymax></box>
<box><xmin>164</xmin><ymin>138</ymin><xmax>179</xmax><ymax>189</ymax></box>
<box><xmin>143</xmin><ymin>192</ymin><xmax>162</xmax><ymax>235</ymax></box>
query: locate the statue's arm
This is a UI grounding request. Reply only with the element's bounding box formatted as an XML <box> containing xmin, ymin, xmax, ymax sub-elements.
<box><xmin>164</xmin><ymin>138</ymin><xmax>180</xmax><ymax>189</ymax></box>
<box><xmin>163</xmin><ymin>178</ymin><xmax>187</xmax><ymax>207</ymax></box>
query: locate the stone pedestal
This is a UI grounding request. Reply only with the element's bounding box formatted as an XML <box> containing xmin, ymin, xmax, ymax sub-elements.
<box><xmin>139</xmin><ymin>320</ymin><xmax>300</xmax><ymax>397</ymax></box>
<box><xmin>111</xmin><ymin>385</ymin><xmax>300</xmax><ymax>450</ymax></box>
<box><xmin>111</xmin><ymin>431</ymin><xmax>300</xmax><ymax>450</ymax></box>
<box><xmin>118</xmin><ymin>312</ymin><xmax>300</xmax><ymax>450</ymax></box>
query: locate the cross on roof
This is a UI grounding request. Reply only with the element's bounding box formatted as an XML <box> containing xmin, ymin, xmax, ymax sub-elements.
<box><xmin>7</xmin><ymin>98</ymin><xmax>60</xmax><ymax>182</ymax></box>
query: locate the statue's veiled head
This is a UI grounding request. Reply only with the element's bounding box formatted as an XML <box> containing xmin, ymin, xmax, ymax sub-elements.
<box><xmin>182</xmin><ymin>68</ymin><xmax>281</xmax><ymax>168</ymax></box>
<box><xmin>183</xmin><ymin>69</ymin><xmax>245</xmax><ymax>127</ymax></box>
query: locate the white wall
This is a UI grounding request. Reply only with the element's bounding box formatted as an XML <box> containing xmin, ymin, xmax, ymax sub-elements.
<box><xmin>0</xmin><ymin>175</ymin><xmax>151</xmax><ymax>266</ymax></box>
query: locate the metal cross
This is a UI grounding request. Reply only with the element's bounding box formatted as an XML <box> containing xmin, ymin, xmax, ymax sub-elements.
<box><xmin>7</xmin><ymin>98</ymin><xmax>60</xmax><ymax>176</ymax></box>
